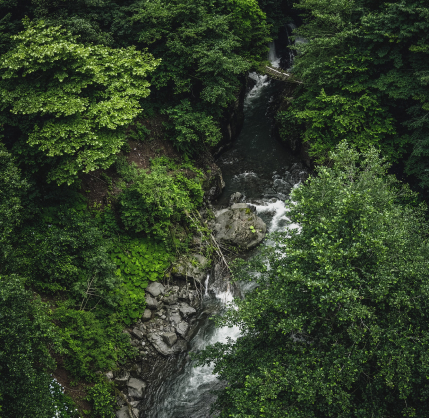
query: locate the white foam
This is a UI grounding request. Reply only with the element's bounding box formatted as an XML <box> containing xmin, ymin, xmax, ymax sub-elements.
<box><xmin>268</xmin><ymin>41</ymin><xmax>281</xmax><ymax>68</ymax></box>
<box><xmin>245</xmin><ymin>73</ymin><xmax>270</xmax><ymax>106</ymax></box>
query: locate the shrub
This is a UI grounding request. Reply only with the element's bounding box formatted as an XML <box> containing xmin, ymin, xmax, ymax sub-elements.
<box><xmin>0</xmin><ymin>275</ymin><xmax>76</xmax><ymax>417</ymax></box>
<box><xmin>54</xmin><ymin>304</ymin><xmax>135</xmax><ymax>381</ymax></box>
<box><xmin>14</xmin><ymin>207</ymin><xmax>118</xmax><ymax>306</ymax></box>
<box><xmin>109</xmin><ymin>237</ymin><xmax>172</xmax><ymax>325</ymax></box>
<box><xmin>86</xmin><ymin>382</ymin><xmax>116</xmax><ymax>418</ymax></box>
<box><xmin>117</xmin><ymin>157</ymin><xmax>204</xmax><ymax>241</ymax></box>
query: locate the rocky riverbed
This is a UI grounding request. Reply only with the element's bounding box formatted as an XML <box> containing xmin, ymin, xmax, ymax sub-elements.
<box><xmin>112</xmin><ymin>197</ymin><xmax>268</xmax><ymax>418</ymax></box>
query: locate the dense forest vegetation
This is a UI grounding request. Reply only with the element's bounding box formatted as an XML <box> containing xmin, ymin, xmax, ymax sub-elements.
<box><xmin>1</xmin><ymin>0</ymin><xmax>429</xmax><ymax>417</ymax></box>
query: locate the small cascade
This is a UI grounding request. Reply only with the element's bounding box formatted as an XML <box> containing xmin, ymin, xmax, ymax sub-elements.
<box><xmin>267</xmin><ymin>41</ymin><xmax>281</xmax><ymax>68</ymax></box>
<box><xmin>285</xmin><ymin>22</ymin><xmax>307</xmax><ymax>69</ymax></box>
<box><xmin>285</xmin><ymin>23</ymin><xmax>296</xmax><ymax>68</ymax></box>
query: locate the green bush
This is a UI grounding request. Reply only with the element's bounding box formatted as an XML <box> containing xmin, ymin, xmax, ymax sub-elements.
<box><xmin>86</xmin><ymin>382</ymin><xmax>116</xmax><ymax>418</ymax></box>
<box><xmin>0</xmin><ymin>20</ymin><xmax>159</xmax><ymax>185</ymax></box>
<box><xmin>117</xmin><ymin>157</ymin><xmax>204</xmax><ymax>240</ymax></box>
<box><xmin>0</xmin><ymin>275</ymin><xmax>76</xmax><ymax>418</ymax></box>
<box><xmin>110</xmin><ymin>237</ymin><xmax>173</xmax><ymax>325</ymax></box>
<box><xmin>164</xmin><ymin>100</ymin><xmax>222</xmax><ymax>150</ymax></box>
<box><xmin>14</xmin><ymin>207</ymin><xmax>118</xmax><ymax>306</ymax></box>
<box><xmin>0</xmin><ymin>145</ymin><xmax>29</xmax><ymax>266</ymax></box>
<box><xmin>54</xmin><ymin>304</ymin><xmax>136</xmax><ymax>381</ymax></box>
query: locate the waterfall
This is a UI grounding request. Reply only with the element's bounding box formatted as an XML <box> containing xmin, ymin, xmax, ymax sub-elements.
<box><xmin>267</xmin><ymin>41</ymin><xmax>281</xmax><ymax>68</ymax></box>
<box><xmin>286</xmin><ymin>22</ymin><xmax>307</xmax><ymax>69</ymax></box>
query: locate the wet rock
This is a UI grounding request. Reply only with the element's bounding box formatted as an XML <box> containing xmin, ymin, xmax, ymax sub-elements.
<box><xmin>169</xmin><ymin>312</ymin><xmax>181</xmax><ymax>324</ymax></box>
<box><xmin>162</xmin><ymin>332</ymin><xmax>178</xmax><ymax>347</ymax></box>
<box><xmin>130</xmin><ymin>339</ymin><xmax>140</xmax><ymax>348</ymax></box>
<box><xmin>145</xmin><ymin>294</ymin><xmax>158</xmax><ymax>310</ymax></box>
<box><xmin>141</xmin><ymin>309</ymin><xmax>152</xmax><ymax>321</ymax></box>
<box><xmin>146</xmin><ymin>282</ymin><xmax>165</xmax><ymax>298</ymax></box>
<box><xmin>131</xmin><ymin>328</ymin><xmax>144</xmax><ymax>340</ymax></box>
<box><xmin>202</xmin><ymin>164</ymin><xmax>225</xmax><ymax>201</ymax></box>
<box><xmin>147</xmin><ymin>332</ymin><xmax>187</xmax><ymax>356</ymax></box>
<box><xmin>273</xmin><ymin>178</ymin><xmax>292</xmax><ymax>195</ymax></box>
<box><xmin>171</xmin><ymin>254</ymin><xmax>209</xmax><ymax>282</ymax></box>
<box><xmin>127</xmin><ymin>377</ymin><xmax>146</xmax><ymax>399</ymax></box>
<box><xmin>162</xmin><ymin>292</ymin><xmax>178</xmax><ymax>305</ymax></box>
<box><xmin>116</xmin><ymin>406</ymin><xmax>139</xmax><ymax>418</ymax></box>
<box><xmin>175</xmin><ymin>321</ymin><xmax>189</xmax><ymax>338</ymax></box>
<box><xmin>129</xmin><ymin>364</ymin><xmax>142</xmax><ymax>379</ymax></box>
<box><xmin>214</xmin><ymin>205</ymin><xmax>266</xmax><ymax>250</ymax></box>
<box><xmin>105</xmin><ymin>371</ymin><xmax>114</xmax><ymax>380</ymax></box>
<box><xmin>230</xmin><ymin>203</ymin><xmax>247</xmax><ymax>210</ymax></box>
<box><xmin>114</xmin><ymin>370</ymin><xmax>130</xmax><ymax>388</ymax></box>
<box><xmin>179</xmin><ymin>302</ymin><xmax>196</xmax><ymax>318</ymax></box>
<box><xmin>229</xmin><ymin>192</ymin><xmax>242</xmax><ymax>205</ymax></box>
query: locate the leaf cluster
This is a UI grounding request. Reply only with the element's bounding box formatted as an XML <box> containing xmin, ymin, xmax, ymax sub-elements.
<box><xmin>0</xmin><ymin>20</ymin><xmax>159</xmax><ymax>184</ymax></box>
<box><xmin>109</xmin><ymin>237</ymin><xmax>172</xmax><ymax>324</ymax></box>
<box><xmin>117</xmin><ymin>157</ymin><xmax>204</xmax><ymax>241</ymax></box>
<box><xmin>0</xmin><ymin>275</ymin><xmax>76</xmax><ymax>418</ymax></box>
<box><xmin>279</xmin><ymin>0</ymin><xmax>429</xmax><ymax>189</ymax></box>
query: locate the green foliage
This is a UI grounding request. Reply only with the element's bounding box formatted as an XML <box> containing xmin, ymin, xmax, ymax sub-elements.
<box><xmin>0</xmin><ymin>275</ymin><xmax>76</xmax><ymax>418</ymax></box>
<box><xmin>109</xmin><ymin>237</ymin><xmax>172</xmax><ymax>324</ymax></box>
<box><xmin>164</xmin><ymin>100</ymin><xmax>222</xmax><ymax>149</ymax></box>
<box><xmin>132</xmin><ymin>0</ymin><xmax>269</xmax><ymax>149</ymax></box>
<box><xmin>198</xmin><ymin>143</ymin><xmax>429</xmax><ymax>417</ymax></box>
<box><xmin>280</xmin><ymin>0</ymin><xmax>429</xmax><ymax>183</ymax></box>
<box><xmin>14</xmin><ymin>206</ymin><xmax>118</xmax><ymax>305</ymax></box>
<box><xmin>117</xmin><ymin>157</ymin><xmax>204</xmax><ymax>240</ymax></box>
<box><xmin>129</xmin><ymin>122</ymin><xmax>151</xmax><ymax>142</ymax></box>
<box><xmin>0</xmin><ymin>20</ymin><xmax>159</xmax><ymax>184</ymax></box>
<box><xmin>0</xmin><ymin>145</ymin><xmax>29</xmax><ymax>266</ymax></box>
<box><xmin>289</xmin><ymin>89</ymin><xmax>397</xmax><ymax>161</ymax></box>
<box><xmin>86</xmin><ymin>382</ymin><xmax>115</xmax><ymax>418</ymax></box>
<box><xmin>257</xmin><ymin>0</ymin><xmax>292</xmax><ymax>35</ymax></box>
<box><xmin>54</xmin><ymin>304</ymin><xmax>136</xmax><ymax>381</ymax></box>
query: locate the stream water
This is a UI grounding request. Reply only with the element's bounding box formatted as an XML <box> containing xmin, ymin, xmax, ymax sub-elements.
<box><xmin>147</xmin><ymin>44</ymin><xmax>308</xmax><ymax>418</ymax></box>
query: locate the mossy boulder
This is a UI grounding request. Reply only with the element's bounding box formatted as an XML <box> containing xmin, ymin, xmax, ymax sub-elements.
<box><xmin>214</xmin><ymin>203</ymin><xmax>266</xmax><ymax>250</ymax></box>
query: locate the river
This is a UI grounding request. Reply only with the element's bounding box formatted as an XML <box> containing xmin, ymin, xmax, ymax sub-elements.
<box><xmin>146</xmin><ymin>42</ymin><xmax>308</xmax><ymax>418</ymax></box>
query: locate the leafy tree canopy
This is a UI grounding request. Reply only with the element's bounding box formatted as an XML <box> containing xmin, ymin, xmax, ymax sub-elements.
<box><xmin>0</xmin><ymin>145</ymin><xmax>29</xmax><ymax>265</ymax></box>
<box><xmin>0</xmin><ymin>20</ymin><xmax>159</xmax><ymax>184</ymax></box>
<box><xmin>198</xmin><ymin>143</ymin><xmax>429</xmax><ymax>417</ymax></box>
<box><xmin>0</xmin><ymin>275</ymin><xmax>75</xmax><ymax>418</ymax></box>
<box><xmin>279</xmin><ymin>0</ymin><xmax>429</xmax><ymax>188</ymax></box>
<box><xmin>131</xmin><ymin>0</ymin><xmax>270</xmax><ymax>149</ymax></box>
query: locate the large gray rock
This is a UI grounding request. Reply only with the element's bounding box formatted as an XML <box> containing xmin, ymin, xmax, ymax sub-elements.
<box><xmin>131</xmin><ymin>328</ymin><xmax>144</xmax><ymax>340</ymax></box>
<box><xmin>171</xmin><ymin>254</ymin><xmax>209</xmax><ymax>282</ymax></box>
<box><xmin>229</xmin><ymin>192</ymin><xmax>243</xmax><ymax>205</ymax></box>
<box><xmin>169</xmin><ymin>312</ymin><xmax>181</xmax><ymax>324</ymax></box>
<box><xmin>147</xmin><ymin>332</ymin><xmax>187</xmax><ymax>356</ymax></box>
<box><xmin>146</xmin><ymin>282</ymin><xmax>165</xmax><ymax>297</ymax></box>
<box><xmin>162</xmin><ymin>332</ymin><xmax>178</xmax><ymax>347</ymax></box>
<box><xmin>214</xmin><ymin>205</ymin><xmax>266</xmax><ymax>250</ymax></box>
<box><xmin>127</xmin><ymin>377</ymin><xmax>146</xmax><ymax>399</ymax></box>
<box><xmin>145</xmin><ymin>294</ymin><xmax>158</xmax><ymax>310</ymax></box>
<box><xmin>162</xmin><ymin>292</ymin><xmax>178</xmax><ymax>305</ymax></box>
<box><xmin>179</xmin><ymin>302</ymin><xmax>196</xmax><ymax>318</ymax></box>
<box><xmin>141</xmin><ymin>309</ymin><xmax>152</xmax><ymax>321</ymax></box>
<box><xmin>175</xmin><ymin>321</ymin><xmax>189</xmax><ymax>338</ymax></box>
<box><xmin>114</xmin><ymin>370</ymin><xmax>130</xmax><ymax>388</ymax></box>
<box><xmin>116</xmin><ymin>406</ymin><xmax>139</xmax><ymax>418</ymax></box>
<box><xmin>273</xmin><ymin>178</ymin><xmax>293</xmax><ymax>195</ymax></box>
